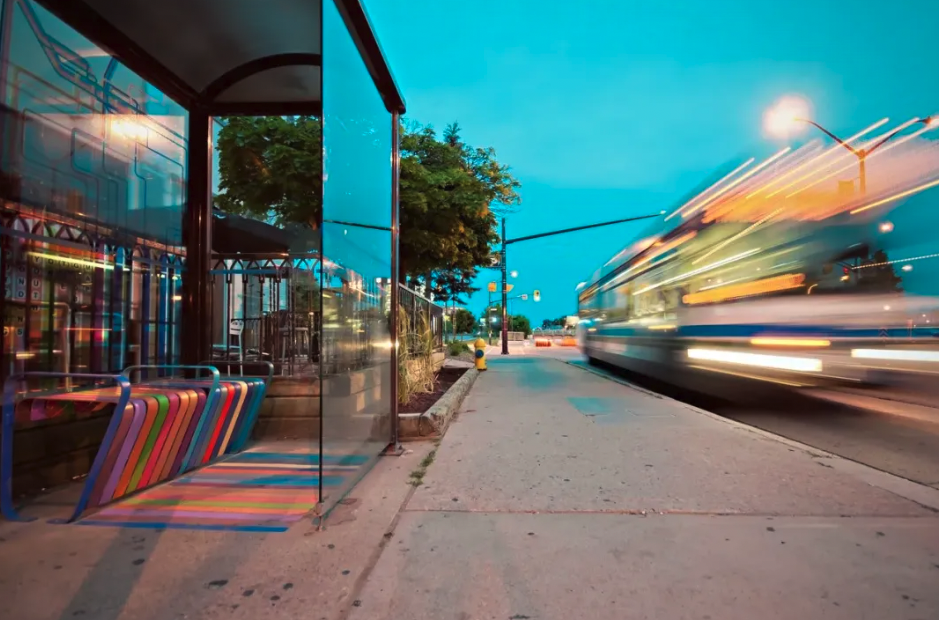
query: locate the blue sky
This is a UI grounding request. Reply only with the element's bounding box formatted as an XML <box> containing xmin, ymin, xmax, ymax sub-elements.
<box><xmin>366</xmin><ymin>0</ymin><xmax>939</xmax><ymax>325</ymax></box>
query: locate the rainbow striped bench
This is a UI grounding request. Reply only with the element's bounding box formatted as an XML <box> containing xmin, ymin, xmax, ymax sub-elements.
<box><xmin>1</xmin><ymin>364</ymin><xmax>271</xmax><ymax>523</ymax></box>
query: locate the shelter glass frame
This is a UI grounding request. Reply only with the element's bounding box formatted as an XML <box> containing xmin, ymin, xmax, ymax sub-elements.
<box><xmin>0</xmin><ymin>0</ymin><xmax>403</xmax><ymax>516</ymax></box>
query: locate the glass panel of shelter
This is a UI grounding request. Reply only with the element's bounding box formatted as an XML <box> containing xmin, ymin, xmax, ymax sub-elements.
<box><xmin>0</xmin><ymin>0</ymin><xmax>188</xmax><ymax>504</ymax></box>
<box><xmin>319</xmin><ymin>0</ymin><xmax>394</xmax><ymax>509</ymax></box>
<box><xmin>1</xmin><ymin>0</ymin><xmax>188</xmax><ymax>386</ymax></box>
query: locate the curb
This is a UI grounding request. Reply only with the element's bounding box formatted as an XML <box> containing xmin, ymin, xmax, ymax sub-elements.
<box><xmin>399</xmin><ymin>368</ymin><xmax>479</xmax><ymax>439</ymax></box>
<box><xmin>564</xmin><ymin>359</ymin><xmax>939</xmax><ymax>513</ymax></box>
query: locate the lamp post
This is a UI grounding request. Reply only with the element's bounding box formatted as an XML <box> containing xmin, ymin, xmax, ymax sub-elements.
<box><xmin>499</xmin><ymin>211</ymin><xmax>666</xmax><ymax>355</ymax></box>
<box><xmin>763</xmin><ymin>97</ymin><xmax>935</xmax><ymax>195</ymax></box>
<box><xmin>797</xmin><ymin>116</ymin><xmax>933</xmax><ymax>195</ymax></box>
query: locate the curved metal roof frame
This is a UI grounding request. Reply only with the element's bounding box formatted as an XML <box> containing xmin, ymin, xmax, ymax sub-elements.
<box><xmin>32</xmin><ymin>0</ymin><xmax>406</xmax><ymax>116</ymax></box>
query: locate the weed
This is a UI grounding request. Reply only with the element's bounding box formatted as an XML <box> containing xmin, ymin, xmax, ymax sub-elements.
<box><xmin>420</xmin><ymin>450</ymin><xmax>436</xmax><ymax>469</ymax></box>
<box><xmin>446</xmin><ymin>340</ymin><xmax>470</xmax><ymax>357</ymax></box>
<box><xmin>408</xmin><ymin>448</ymin><xmax>437</xmax><ymax>486</ymax></box>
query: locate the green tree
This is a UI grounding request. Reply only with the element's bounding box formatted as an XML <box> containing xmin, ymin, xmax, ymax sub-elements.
<box><xmin>857</xmin><ymin>249</ymin><xmax>903</xmax><ymax>292</ymax></box>
<box><xmin>541</xmin><ymin>316</ymin><xmax>570</xmax><ymax>329</ymax></box>
<box><xmin>510</xmin><ymin>315</ymin><xmax>532</xmax><ymax>337</ymax></box>
<box><xmin>432</xmin><ymin>268</ymin><xmax>480</xmax><ymax>340</ymax></box>
<box><xmin>400</xmin><ymin>121</ymin><xmax>520</xmax><ymax>286</ymax></box>
<box><xmin>214</xmin><ymin>117</ymin><xmax>520</xmax><ymax>288</ymax></box>
<box><xmin>432</xmin><ymin>268</ymin><xmax>478</xmax><ymax>306</ymax></box>
<box><xmin>454</xmin><ymin>308</ymin><xmax>476</xmax><ymax>334</ymax></box>
<box><xmin>214</xmin><ymin>116</ymin><xmax>322</xmax><ymax>228</ymax></box>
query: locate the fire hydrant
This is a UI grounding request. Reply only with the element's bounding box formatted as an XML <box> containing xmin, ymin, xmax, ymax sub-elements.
<box><xmin>474</xmin><ymin>337</ymin><xmax>487</xmax><ymax>371</ymax></box>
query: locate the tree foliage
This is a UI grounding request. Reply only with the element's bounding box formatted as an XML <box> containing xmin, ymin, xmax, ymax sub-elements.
<box><xmin>214</xmin><ymin>116</ymin><xmax>322</xmax><ymax>228</ymax></box>
<box><xmin>400</xmin><ymin>121</ymin><xmax>520</xmax><ymax>286</ymax></box>
<box><xmin>213</xmin><ymin>117</ymin><xmax>520</xmax><ymax>290</ymax></box>
<box><xmin>541</xmin><ymin>316</ymin><xmax>572</xmax><ymax>328</ymax></box>
<box><xmin>431</xmin><ymin>268</ymin><xmax>479</xmax><ymax>307</ymax></box>
<box><xmin>510</xmin><ymin>315</ymin><xmax>532</xmax><ymax>337</ymax></box>
<box><xmin>856</xmin><ymin>249</ymin><xmax>903</xmax><ymax>292</ymax></box>
<box><xmin>454</xmin><ymin>308</ymin><xmax>477</xmax><ymax>334</ymax></box>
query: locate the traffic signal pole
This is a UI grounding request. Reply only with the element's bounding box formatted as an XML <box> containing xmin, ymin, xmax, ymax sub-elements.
<box><xmin>501</xmin><ymin>217</ymin><xmax>509</xmax><ymax>355</ymax></box>
<box><xmin>498</xmin><ymin>211</ymin><xmax>665</xmax><ymax>355</ymax></box>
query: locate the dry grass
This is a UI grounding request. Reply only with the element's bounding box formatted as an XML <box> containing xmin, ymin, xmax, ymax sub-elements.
<box><xmin>398</xmin><ymin>306</ymin><xmax>438</xmax><ymax>406</ymax></box>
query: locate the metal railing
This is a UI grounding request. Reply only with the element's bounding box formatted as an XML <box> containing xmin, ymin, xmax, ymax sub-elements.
<box><xmin>398</xmin><ymin>284</ymin><xmax>444</xmax><ymax>353</ymax></box>
<box><xmin>533</xmin><ymin>328</ymin><xmax>575</xmax><ymax>337</ymax></box>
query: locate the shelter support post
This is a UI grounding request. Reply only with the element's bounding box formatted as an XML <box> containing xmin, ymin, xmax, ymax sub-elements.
<box><xmin>181</xmin><ymin>111</ymin><xmax>213</xmax><ymax>367</ymax></box>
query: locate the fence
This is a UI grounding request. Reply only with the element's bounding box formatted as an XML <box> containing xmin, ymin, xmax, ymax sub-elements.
<box><xmin>533</xmin><ymin>328</ymin><xmax>574</xmax><ymax>337</ymax></box>
<box><xmin>209</xmin><ymin>270</ymin><xmax>443</xmax><ymax>377</ymax></box>
<box><xmin>398</xmin><ymin>284</ymin><xmax>444</xmax><ymax>353</ymax></box>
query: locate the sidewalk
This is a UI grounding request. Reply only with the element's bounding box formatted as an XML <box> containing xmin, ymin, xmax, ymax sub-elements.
<box><xmin>0</xmin><ymin>442</ymin><xmax>434</xmax><ymax>620</ymax></box>
<box><xmin>349</xmin><ymin>356</ymin><xmax>939</xmax><ymax>620</ymax></box>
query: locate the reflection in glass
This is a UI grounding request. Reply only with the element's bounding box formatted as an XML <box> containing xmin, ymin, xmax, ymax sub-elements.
<box><xmin>0</xmin><ymin>0</ymin><xmax>188</xmax><ymax>499</ymax></box>
<box><xmin>1</xmin><ymin>0</ymin><xmax>188</xmax><ymax>381</ymax></box>
<box><xmin>321</xmin><ymin>0</ymin><xmax>393</xmax><ymax>507</ymax></box>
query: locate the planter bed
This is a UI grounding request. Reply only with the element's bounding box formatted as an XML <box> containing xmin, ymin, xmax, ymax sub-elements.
<box><xmin>400</xmin><ymin>367</ymin><xmax>468</xmax><ymax>413</ymax></box>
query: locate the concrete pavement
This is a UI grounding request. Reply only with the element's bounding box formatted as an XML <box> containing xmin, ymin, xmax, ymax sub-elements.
<box><xmin>0</xmin><ymin>443</ymin><xmax>436</xmax><ymax>620</ymax></box>
<box><xmin>349</xmin><ymin>355</ymin><xmax>939</xmax><ymax>620</ymax></box>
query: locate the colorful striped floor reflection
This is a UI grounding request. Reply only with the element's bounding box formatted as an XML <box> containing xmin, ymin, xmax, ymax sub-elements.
<box><xmin>76</xmin><ymin>446</ymin><xmax>371</xmax><ymax>532</ymax></box>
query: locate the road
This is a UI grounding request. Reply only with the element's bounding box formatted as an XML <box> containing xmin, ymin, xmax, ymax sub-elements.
<box><xmin>570</xmin><ymin>356</ymin><xmax>939</xmax><ymax>490</ymax></box>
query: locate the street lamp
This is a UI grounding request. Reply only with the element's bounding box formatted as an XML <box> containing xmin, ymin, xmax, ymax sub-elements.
<box><xmin>762</xmin><ymin>96</ymin><xmax>811</xmax><ymax>140</ymax></box>
<box><xmin>764</xmin><ymin>96</ymin><xmax>935</xmax><ymax>195</ymax></box>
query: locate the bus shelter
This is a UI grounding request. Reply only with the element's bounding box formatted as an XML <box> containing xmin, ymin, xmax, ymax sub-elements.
<box><xmin>0</xmin><ymin>0</ymin><xmax>404</xmax><ymax>525</ymax></box>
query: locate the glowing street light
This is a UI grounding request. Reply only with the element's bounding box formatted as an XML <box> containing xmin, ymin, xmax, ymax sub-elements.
<box><xmin>763</xmin><ymin>96</ymin><xmax>812</xmax><ymax>140</ymax></box>
<box><xmin>763</xmin><ymin>96</ymin><xmax>936</xmax><ymax>195</ymax></box>
<box><xmin>879</xmin><ymin>221</ymin><xmax>894</xmax><ymax>233</ymax></box>
<box><xmin>510</xmin><ymin>270</ymin><xmax>518</xmax><ymax>278</ymax></box>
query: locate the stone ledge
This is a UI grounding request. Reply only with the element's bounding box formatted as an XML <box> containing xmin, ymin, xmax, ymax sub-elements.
<box><xmin>399</xmin><ymin>368</ymin><xmax>479</xmax><ymax>439</ymax></box>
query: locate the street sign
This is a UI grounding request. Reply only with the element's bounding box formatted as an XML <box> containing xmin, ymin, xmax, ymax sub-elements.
<box><xmin>490</xmin><ymin>252</ymin><xmax>501</xmax><ymax>266</ymax></box>
<box><xmin>504</xmin><ymin>284</ymin><xmax>514</xmax><ymax>293</ymax></box>
<box><xmin>534</xmin><ymin>290</ymin><xmax>541</xmax><ymax>302</ymax></box>
<box><xmin>488</xmin><ymin>282</ymin><xmax>497</xmax><ymax>292</ymax></box>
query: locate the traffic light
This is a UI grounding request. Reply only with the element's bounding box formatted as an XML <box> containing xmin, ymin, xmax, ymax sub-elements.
<box><xmin>533</xmin><ymin>290</ymin><xmax>541</xmax><ymax>302</ymax></box>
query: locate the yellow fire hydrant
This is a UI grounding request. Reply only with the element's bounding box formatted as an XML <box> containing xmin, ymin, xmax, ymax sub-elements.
<box><xmin>474</xmin><ymin>337</ymin><xmax>487</xmax><ymax>371</ymax></box>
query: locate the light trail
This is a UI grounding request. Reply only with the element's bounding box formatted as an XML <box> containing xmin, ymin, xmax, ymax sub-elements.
<box><xmin>634</xmin><ymin>248</ymin><xmax>761</xmax><ymax>296</ymax></box>
<box><xmin>849</xmin><ymin>178</ymin><xmax>939</xmax><ymax>215</ymax></box>
<box><xmin>750</xmin><ymin>118</ymin><xmax>889</xmax><ymax>199</ymax></box>
<box><xmin>682</xmin><ymin>148</ymin><xmax>791</xmax><ymax>220</ymax></box>
<box><xmin>786</xmin><ymin>119</ymin><xmax>933</xmax><ymax>200</ymax></box>
<box><xmin>665</xmin><ymin>159</ymin><xmax>755</xmax><ymax>221</ymax></box>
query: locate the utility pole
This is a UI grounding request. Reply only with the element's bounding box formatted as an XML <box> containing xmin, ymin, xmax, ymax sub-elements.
<box><xmin>487</xmin><ymin>287</ymin><xmax>492</xmax><ymax>344</ymax></box>
<box><xmin>501</xmin><ymin>217</ymin><xmax>509</xmax><ymax>355</ymax></box>
<box><xmin>496</xmin><ymin>211</ymin><xmax>665</xmax><ymax>355</ymax></box>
